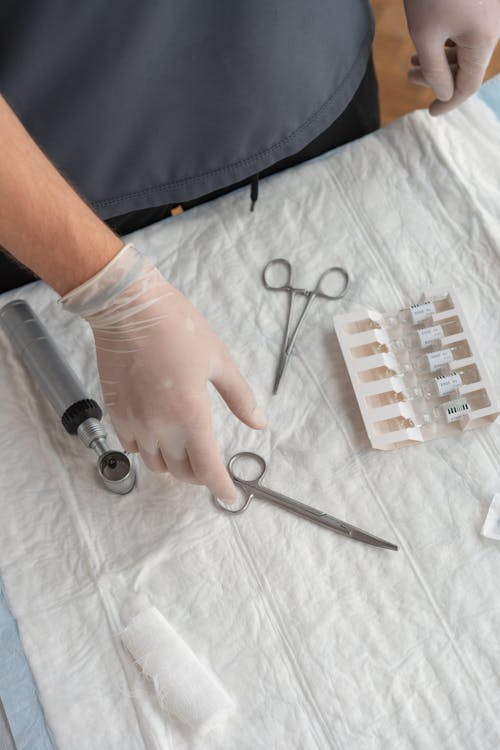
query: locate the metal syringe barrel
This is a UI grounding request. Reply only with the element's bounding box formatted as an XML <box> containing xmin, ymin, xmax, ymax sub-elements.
<box><xmin>0</xmin><ymin>299</ymin><xmax>102</xmax><ymax>430</ymax></box>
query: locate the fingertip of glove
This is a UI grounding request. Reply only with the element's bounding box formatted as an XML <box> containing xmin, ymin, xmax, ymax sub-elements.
<box><xmin>428</xmin><ymin>100</ymin><xmax>448</xmax><ymax>116</ymax></box>
<box><xmin>250</xmin><ymin>406</ymin><xmax>268</xmax><ymax>429</ymax></box>
<box><xmin>434</xmin><ymin>90</ymin><xmax>454</xmax><ymax>104</ymax></box>
<box><xmin>219</xmin><ymin>496</ymin><xmax>237</xmax><ymax>506</ymax></box>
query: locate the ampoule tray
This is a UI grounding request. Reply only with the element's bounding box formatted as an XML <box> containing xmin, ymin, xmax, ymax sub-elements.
<box><xmin>333</xmin><ymin>288</ymin><xmax>499</xmax><ymax>450</ymax></box>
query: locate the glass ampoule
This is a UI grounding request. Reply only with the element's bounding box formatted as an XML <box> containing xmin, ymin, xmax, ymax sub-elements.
<box><xmin>358</xmin><ymin>362</ymin><xmax>479</xmax><ymax>388</ymax></box>
<box><xmin>415</xmin><ymin>389</ymin><xmax>490</xmax><ymax>425</ymax></box>
<box><xmin>366</xmin><ymin>378</ymin><xmax>458</xmax><ymax>409</ymax></box>
<box><xmin>409</xmin><ymin>363</ymin><xmax>480</xmax><ymax>399</ymax></box>
<box><xmin>373</xmin><ymin>389</ymin><xmax>489</xmax><ymax>434</ymax></box>
<box><xmin>388</xmin><ymin>316</ymin><xmax>462</xmax><ymax>352</ymax></box>
<box><xmin>345</xmin><ymin>294</ymin><xmax>452</xmax><ymax>334</ymax></box>
<box><xmin>401</xmin><ymin>339</ymin><xmax>472</xmax><ymax>374</ymax></box>
<box><xmin>349</xmin><ymin>319</ymin><xmax>463</xmax><ymax>361</ymax></box>
<box><xmin>362</xmin><ymin>364</ymin><xmax>480</xmax><ymax>409</ymax></box>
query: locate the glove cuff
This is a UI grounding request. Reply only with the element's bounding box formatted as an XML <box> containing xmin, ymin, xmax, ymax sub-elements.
<box><xmin>59</xmin><ymin>243</ymin><xmax>153</xmax><ymax>317</ymax></box>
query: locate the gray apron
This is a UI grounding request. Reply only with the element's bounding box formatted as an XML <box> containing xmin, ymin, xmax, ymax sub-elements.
<box><xmin>0</xmin><ymin>1</ymin><xmax>374</xmax><ymax>218</ymax></box>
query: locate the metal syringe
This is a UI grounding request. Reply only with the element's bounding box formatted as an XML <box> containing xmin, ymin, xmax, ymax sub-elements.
<box><xmin>0</xmin><ymin>299</ymin><xmax>135</xmax><ymax>494</ymax></box>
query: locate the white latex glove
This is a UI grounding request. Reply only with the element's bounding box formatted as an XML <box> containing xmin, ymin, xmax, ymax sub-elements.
<box><xmin>60</xmin><ymin>243</ymin><xmax>267</xmax><ymax>501</ymax></box>
<box><xmin>404</xmin><ymin>0</ymin><xmax>500</xmax><ymax>115</ymax></box>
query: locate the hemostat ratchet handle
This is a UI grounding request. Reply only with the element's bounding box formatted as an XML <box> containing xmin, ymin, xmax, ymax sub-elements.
<box><xmin>0</xmin><ymin>299</ymin><xmax>102</xmax><ymax>432</ymax></box>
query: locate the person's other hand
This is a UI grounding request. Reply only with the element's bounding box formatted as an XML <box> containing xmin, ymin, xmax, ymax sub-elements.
<box><xmin>61</xmin><ymin>243</ymin><xmax>266</xmax><ymax>501</ymax></box>
<box><xmin>404</xmin><ymin>0</ymin><xmax>500</xmax><ymax>115</ymax></box>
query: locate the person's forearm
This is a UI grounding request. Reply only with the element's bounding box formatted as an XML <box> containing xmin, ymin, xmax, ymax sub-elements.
<box><xmin>0</xmin><ymin>94</ymin><xmax>124</xmax><ymax>295</ymax></box>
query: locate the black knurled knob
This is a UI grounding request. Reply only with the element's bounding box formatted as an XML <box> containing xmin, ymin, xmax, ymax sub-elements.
<box><xmin>61</xmin><ymin>399</ymin><xmax>103</xmax><ymax>434</ymax></box>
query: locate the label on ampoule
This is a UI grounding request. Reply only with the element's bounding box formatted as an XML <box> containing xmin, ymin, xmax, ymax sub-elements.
<box><xmin>425</xmin><ymin>348</ymin><xmax>453</xmax><ymax>372</ymax></box>
<box><xmin>435</xmin><ymin>371</ymin><xmax>463</xmax><ymax>397</ymax></box>
<box><xmin>409</xmin><ymin>301</ymin><xmax>436</xmax><ymax>324</ymax></box>
<box><xmin>442</xmin><ymin>397</ymin><xmax>470</xmax><ymax>423</ymax></box>
<box><xmin>417</xmin><ymin>324</ymin><xmax>444</xmax><ymax>348</ymax></box>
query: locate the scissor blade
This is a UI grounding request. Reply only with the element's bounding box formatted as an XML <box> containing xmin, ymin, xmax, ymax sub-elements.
<box><xmin>254</xmin><ymin>484</ymin><xmax>398</xmax><ymax>550</ymax></box>
<box><xmin>318</xmin><ymin>513</ymin><xmax>398</xmax><ymax>550</ymax></box>
<box><xmin>345</xmin><ymin>526</ymin><xmax>398</xmax><ymax>551</ymax></box>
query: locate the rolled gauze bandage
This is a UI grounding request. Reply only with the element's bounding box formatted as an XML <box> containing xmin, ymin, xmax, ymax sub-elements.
<box><xmin>121</xmin><ymin>606</ymin><xmax>235</xmax><ymax>733</ymax></box>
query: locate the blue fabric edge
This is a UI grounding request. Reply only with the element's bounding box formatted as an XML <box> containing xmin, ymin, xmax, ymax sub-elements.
<box><xmin>0</xmin><ymin>580</ymin><xmax>55</xmax><ymax>749</ymax></box>
<box><xmin>476</xmin><ymin>74</ymin><xmax>500</xmax><ymax>119</ymax></box>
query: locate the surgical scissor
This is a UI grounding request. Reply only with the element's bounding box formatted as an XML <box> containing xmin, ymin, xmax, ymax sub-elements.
<box><xmin>263</xmin><ymin>258</ymin><xmax>349</xmax><ymax>394</ymax></box>
<box><xmin>214</xmin><ymin>452</ymin><xmax>398</xmax><ymax>550</ymax></box>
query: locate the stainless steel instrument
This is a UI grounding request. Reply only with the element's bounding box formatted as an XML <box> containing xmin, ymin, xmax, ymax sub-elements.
<box><xmin>263</xmin><ymin>258</ymin><xmax>349</xmax><ymax>394</ymax></box>
<box><xmin>0</xmin><ymin>300</ymin><xmax>135</xmax><ymax>494</ymax></box>
<box><xmin>214</xmin><ymin>452</ymin><xmax>398</xmax><ymax>550</ymax></box>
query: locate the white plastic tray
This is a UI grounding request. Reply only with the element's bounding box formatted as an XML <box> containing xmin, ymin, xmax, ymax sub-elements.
<box><xmin>333</xmin><ymin>288</ymin><xmax>499</xmax><ymax>450</ymax></box>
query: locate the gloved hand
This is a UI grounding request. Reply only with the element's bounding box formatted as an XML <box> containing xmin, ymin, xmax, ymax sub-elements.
<box><xmin>403</xmin><ymin>0</ymin><xmax>500</xmax><ymax>115</ymax></box>
<box><xmin>60</xmin><ymin>243</ymin><xmax>266</xmax><ymax>501</ymax></box>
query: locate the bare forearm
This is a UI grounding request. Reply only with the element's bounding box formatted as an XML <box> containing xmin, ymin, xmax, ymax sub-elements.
<box><xmin>0</xmin><ymin>95</ymin><xmax>123</xmax><ymax>295</ymax></box>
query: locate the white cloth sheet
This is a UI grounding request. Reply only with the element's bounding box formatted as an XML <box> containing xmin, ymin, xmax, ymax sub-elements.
<box><xmin>0</xmin><ymin>86</ymin><xmax>499</xmax><ymax>750</ymax></box>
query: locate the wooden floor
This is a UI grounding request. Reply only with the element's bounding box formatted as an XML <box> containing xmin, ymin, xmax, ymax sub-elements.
<box><xmin>372</xmin><ymin>0</ymin><xmax>500</xmax><ymax>124</ymax></box>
